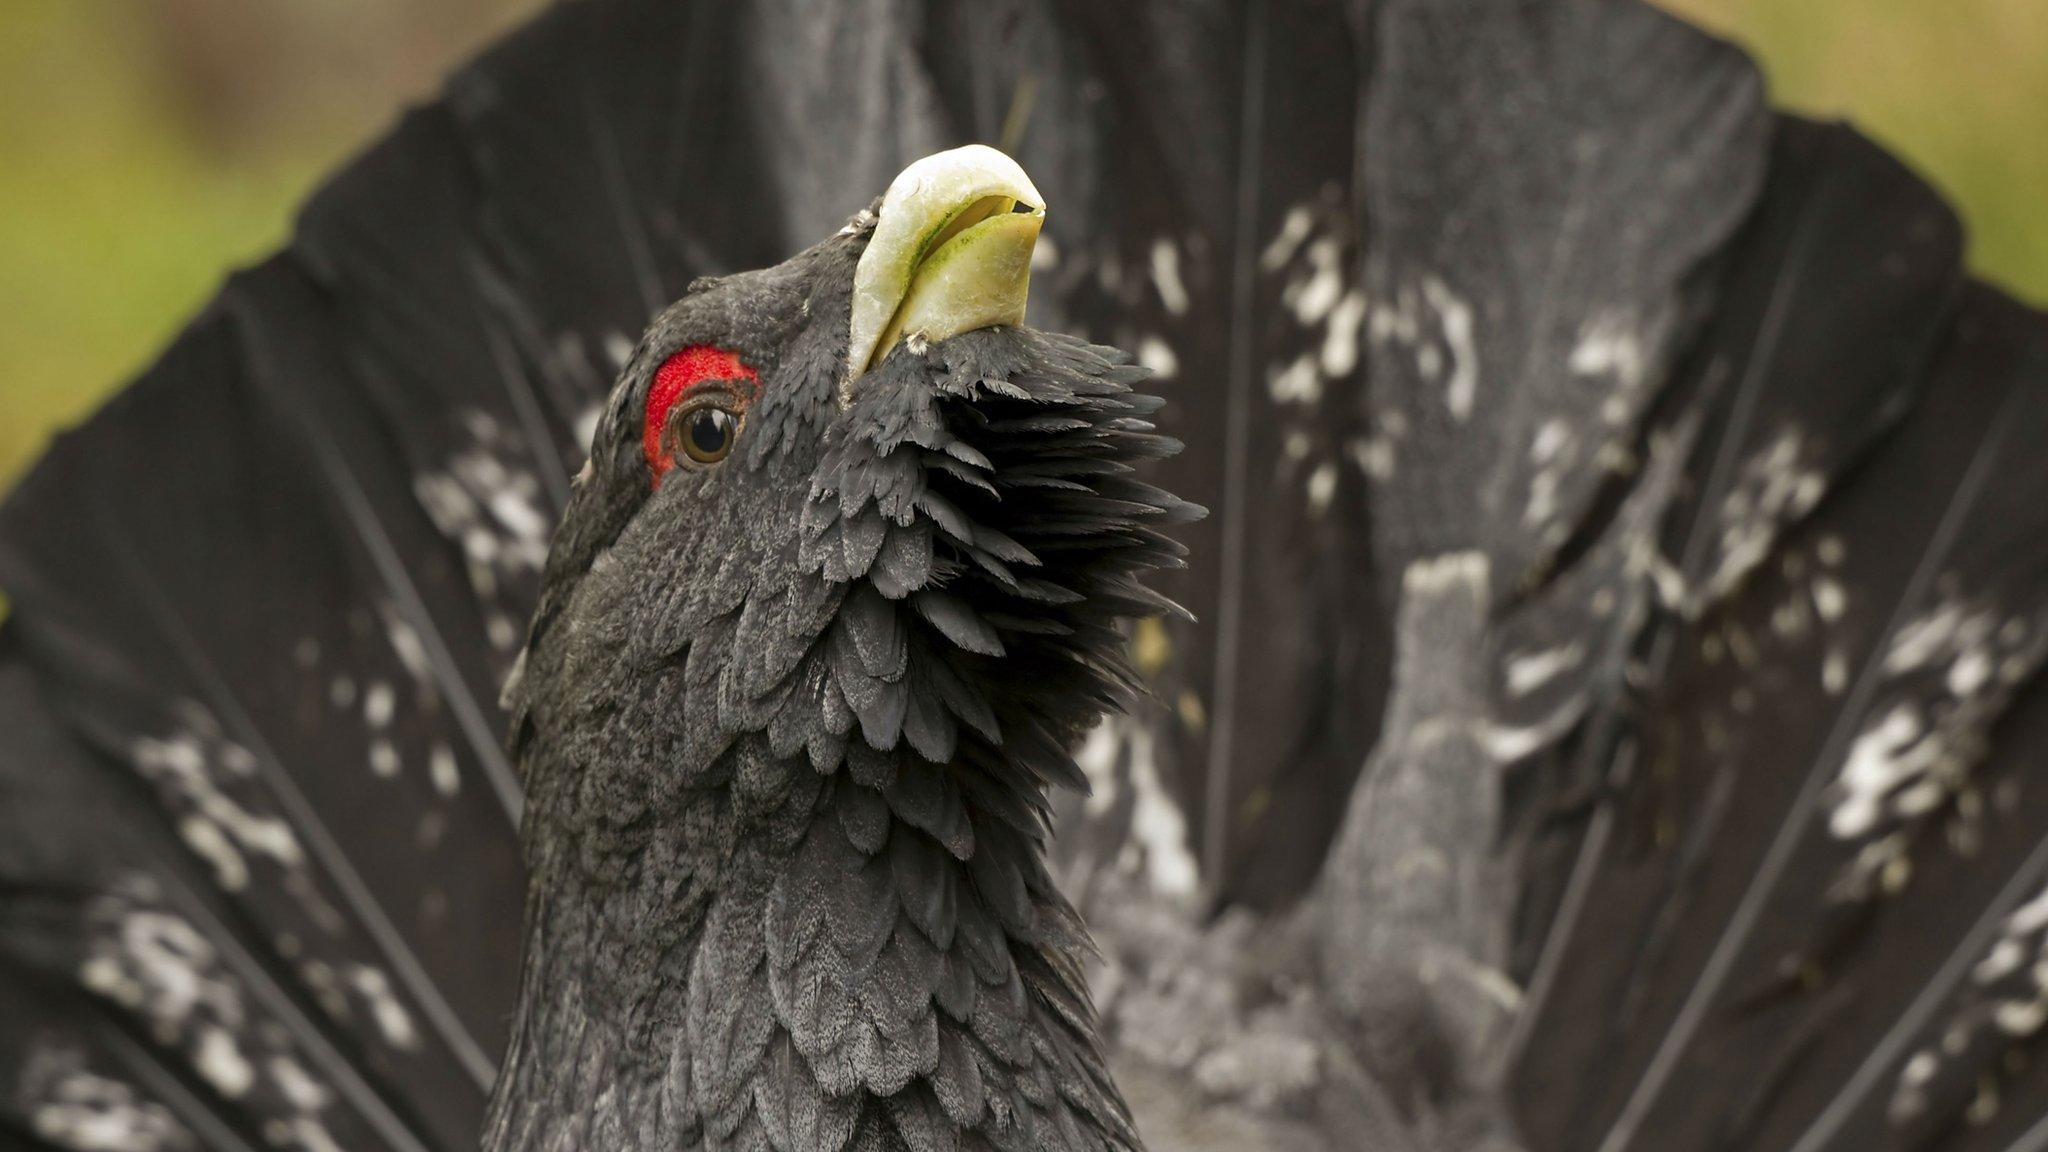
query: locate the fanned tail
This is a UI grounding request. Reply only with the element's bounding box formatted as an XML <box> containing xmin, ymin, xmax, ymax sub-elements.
<box><xmin>1320</xmin><ymin>4</ymin><xmax>2048</xmax><ymax>1151</ymax></box>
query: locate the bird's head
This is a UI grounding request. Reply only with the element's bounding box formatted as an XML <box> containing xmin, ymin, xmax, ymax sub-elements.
<box><xmin>510</xmin><ymin>143</ymin><xmax>1196</xmax><ymax>898</ymax></box>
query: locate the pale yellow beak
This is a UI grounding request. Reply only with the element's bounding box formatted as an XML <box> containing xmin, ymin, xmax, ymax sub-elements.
<box><xmin>844</xmin><ymin>144</ymin><xmax>1046</xmax><ymax>400</ymax></box>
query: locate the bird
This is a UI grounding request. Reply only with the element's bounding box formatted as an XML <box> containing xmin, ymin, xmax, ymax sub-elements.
<box><xmin>483</xmin><ymin>143</ymin><xmax>1190</xmax><ymax>1152</ymax></box>
<box><xmin>1</xmin><ymin>1</ymin><xmax>2047</xmax><ymax>1151</ymax></box>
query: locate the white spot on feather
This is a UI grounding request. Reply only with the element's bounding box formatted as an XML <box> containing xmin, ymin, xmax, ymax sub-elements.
<box><xmin>362</xmin><ymin>682</ymin><xmax>395</xmax><ymax>730</ymax></box>
<box><xmin>1127</xmin><ymin>726</ymin><xmax>1198</xmax><ymax>898</ymax></box>
<box><xmin>1813</xmin><ymin>577</ymin><xmax>1847</xmax><ymax>623</ymax></box>
<box><xmin>348</xmin><ymin>967</ymin><xmax>419</xmax><ymax>1051</ymax></box>
<box><xmin>286</xmin><ymin>1117</ymin><xmax>348</xmax><ymax>1152</ymax></box>
<box><xmin>414</xmin><ymin>410</ymin><xmax>552</xmax><ymax>650</ymax></box>
<box><xmin>178</xmin><ymin>816</ymin><xmax>248</xmax><ymax>892</ymax></box>
<box><xmin>1505</xmin><ymin>643</ymin><xmax>1585</xmax><ymax>698</ymax></box>
<box><xmin>429</xmin><ymin>744</ymin><xmax>461</xmax><ymax>798</ymax></box>
<box><xmin>1306</xmin><ymin>463</ymin><xmax>1338</xmax><ymax>515</ymax></box>
<box><xmin>1822</xmin><ymin>650</ymin><xmax>1850</xmax><ymax>695</ymax></box>
<box><xmin>23</xmin><ymin>1051</ymin><xmax>194</xmax><ymax>1152</ymax></box>
<box><xmin>382</xmin><ymin>611</ymin><xmax>432</xmax><ymax>683</ymax></box>
<box><xmin>1418</xmin><ymin>344</ymin><xmax>1443</xmax><ymax>380</ymax></box>
<box><xmin>1321</xmin><ymin>290</ymin><xmax>1367</xmax><ymax>378</ymax></box>
<box><xmin>131</xmin><ymin>734</ymin><xmax>304</xmax><ymax>871</ymax></box>
<box><xmin>1268</xmin><ymin>354</ymin><xmax>1322</xmax><ymax>405</ymax></box>
<box><xmin>488</xmin><ymin>490</ymin><xmax>549</xmax><ymax>544</ymax></box>
<box><xmin>1886</xmin><ymin>603</ymin><xmax>1962</xmax><ymax>674</ymax></box>
<box><xmin>1421</xmin><ymin>277</ymin><xmax>1477</xmax><ymax>421</ymax></box>
<box><xmin>1349</xmin><ymin>436</ymin><xmax>1395</xmax><ymax>481</ymax></box>
<box><xmin>1285</xmin><ymin>237</ymin><xmax>1343</xmax><ymax>325</ymax></box>
<box><xmin>1830</xmin><ymin>705</ymin><xmax>1929</xmax><ymax>839</ymax></box>
<box><xmin>1703</xmin><ymin>429</ymin><xmax>1828</xmax><ymax>604</ymax></box>
<box><xmin>487</xmin><ymin>613</ymin><xmax>520</xmax><ymax>651</ymax></box>
<box><xmin>1150</xmin><ymin>239</ymin><xmax>1189</xmax><ymax>317</ymax></box>
<box><xmin>1568</xmin><ymin>310</ymin><xmax>1647</xmax><ymax>390</ymax></box>
<box><xmin>269</xmin><ymin>1056</ymin><xmax>331</xmax><ymax>1113</ymax></box>
<box><xmin>1531</xmin><ymin>419</ymin><xmax>1571</xmax><ymax>465</ymax></box>
<box><xmin>1949</xmin><ymin>651</ymin><xmax>1994</xmax><ymax>697</ymax></box>
<box><xmin>1260</xmin><ymin>205</ymin><xmax>1314</xmax><ymax>271</ymax></box>
<box><xmin>1136</xmin><ymin>336</ymin><xmax>1179</xmax><ymax>380</ymax></box>
<box><xmin>194</xmin><ymin>1027</ymin><xmax>253</xmax><ymax>1098</ymax></box>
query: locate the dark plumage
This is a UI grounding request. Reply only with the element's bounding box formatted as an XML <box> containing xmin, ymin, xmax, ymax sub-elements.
<box><xmin>488</xmin><ymin>215</ymin><xmax>1189</xmax><ymax>1152</ymax></box>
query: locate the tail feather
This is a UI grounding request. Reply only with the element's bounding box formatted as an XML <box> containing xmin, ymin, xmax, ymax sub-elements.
<box><xmin>1694</xmin><ymin>289</ymin><xmax>2048</xmax><ymax>1152</ymax></box>
<box><xmin>0</xmin><ymin>969</ymin><xmax>255</xmax><ymax>1152</ymax></box>
<box><xmin>1650</xmin><ymin>120</ymin><xmax>1967</xmax><ymax>611</ymax></box>
<box><xmin>0</xmin><ymin>631</ymin><xmax>468</xmax><ymax>1152</ymax></box>
<box><xmin>0</xmin><ymin>312</ymin><xmax>511</xmax><ymax>1149</ymax></box>
<box><xmin>1331</xmin><ymin>6</ymin><xmax>2048</xmax><ymax>1152</ymax></box>
<box><xmin>1513</xmin><ymin>187</ymin><xmax>2048</xmax><ymax>1152</ymax></box>
<box><xmin>1360</xmin><ymin>0</ymin><xmax>1771</xmax><ymax>588</ymax></box>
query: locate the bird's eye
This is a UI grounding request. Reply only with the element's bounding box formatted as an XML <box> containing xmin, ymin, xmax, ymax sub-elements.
<box><xmin>643</xmin><ymin>344</ymin><xmax>759</xmax><ymax>481</ymax></box>
<box><xmin>676</xmin><ymin>402</ymin><xmax>741</xmax><ymax>465</ymax></box>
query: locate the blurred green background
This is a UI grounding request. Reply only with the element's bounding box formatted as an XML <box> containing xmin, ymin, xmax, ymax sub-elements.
<box><xmin>1</xmin><ymin>0</ymin><xmax>2044</xmax><ymax>491</ymax></box>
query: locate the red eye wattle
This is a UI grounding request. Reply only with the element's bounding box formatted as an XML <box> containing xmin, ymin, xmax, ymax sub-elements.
<box><xmin>644</xmin><ymin>344</ymin><xmax>759</xmax><ymax>479</ymax></box>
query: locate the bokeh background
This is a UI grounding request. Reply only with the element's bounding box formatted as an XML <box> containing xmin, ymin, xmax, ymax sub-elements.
<box><xmin>2</xmin><ymin>0</ymin><xmax>2044</xmax><ymax>491</ymax></box>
